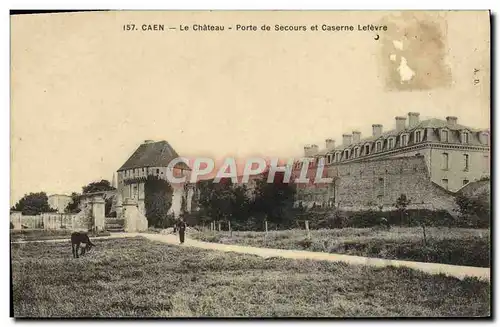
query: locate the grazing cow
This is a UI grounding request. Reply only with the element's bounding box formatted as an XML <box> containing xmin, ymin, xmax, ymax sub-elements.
<box><xmin>71</xmin><ymin>232</ymin><xmax>95</xmax><ymax>258</ymax></box>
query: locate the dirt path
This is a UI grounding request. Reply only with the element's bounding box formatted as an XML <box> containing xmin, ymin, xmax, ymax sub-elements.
<box><xmin>139</xmin><ymin>233</ymin><xmax>490</xmax><ymax>282</ymax></box>
<box><xmin>11</xmin><ymin>232</ymin><xmax>490</xmax><ymax>282</ymax></box>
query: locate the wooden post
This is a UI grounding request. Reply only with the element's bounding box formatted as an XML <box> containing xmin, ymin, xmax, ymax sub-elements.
<box><xmin>305</xmin><ymin>220</ymin><xmax>311</xmax><ymax>239</ymax></box>
<box><xmin>218</xmin><ymin>222</ymin><xmax>221</xmax><ymax>232</ymax></box>
<box><xmin>264</xmin><ymin>220</ymin><xmax>268</xmax><ymax>245</ymax></box>
<box><xmin>228</xmin><ymin>220</ymin><xmax>232</xmax><ymax>237</ymax></box>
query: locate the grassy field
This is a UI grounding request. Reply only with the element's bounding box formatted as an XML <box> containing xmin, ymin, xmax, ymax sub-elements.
<box><xmin>11</xmin><ymin>237</ymin><xmax>490</xmax><ymax>317</ymax></box>
<box><xmin>188</xmin><ymin>227</ymin><xmax>490</xmax><ymax>267</ymax></box>
<box><xmin>10</xmin><ymin>229</ymin><xmax>110</xmax><ymax>242</ymax></box>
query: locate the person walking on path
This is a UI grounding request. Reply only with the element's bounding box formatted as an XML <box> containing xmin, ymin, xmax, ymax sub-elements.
<box><xmin>176</xmin><ymin>218</ymin><xmax>187</xmax><ymax>244</ymax></box>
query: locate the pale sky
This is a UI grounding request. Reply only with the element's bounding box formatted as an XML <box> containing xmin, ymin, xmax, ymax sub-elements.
<box><xmin>10</xmin><ymin>11</ymin><xmax>490</xmax><ymax>205</ymax></box>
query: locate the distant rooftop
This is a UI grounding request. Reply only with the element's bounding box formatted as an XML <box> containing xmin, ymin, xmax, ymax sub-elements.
<box><xmin>118</xmin><ymin>140</ymin><xmax>190</xmax><ymax>171</ymax></box>
<box><xmin>314</xmin><ymin>115</ymin><xmax>488</xmax><ymax>155</ymax></box>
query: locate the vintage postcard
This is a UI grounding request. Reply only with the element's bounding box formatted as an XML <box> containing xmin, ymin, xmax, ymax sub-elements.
<box><xmin>10</xmin><ymin>10</ymin><xmax>491</xmax><ymax>318</ymax></box>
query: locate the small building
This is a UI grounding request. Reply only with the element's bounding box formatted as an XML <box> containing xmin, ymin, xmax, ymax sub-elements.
<box><xmin>116</xmin><ymin>140</ymin><xmax>192</xmax><ymax>219</ymax></box>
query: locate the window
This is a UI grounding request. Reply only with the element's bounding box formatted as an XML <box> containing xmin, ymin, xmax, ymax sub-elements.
<box><xmin>461</xmin><ymin>131</ymin><xmax>469</xmax><ymax>144</ymax></box>
<box><xmin>343</xmin><ymin>150</ymin><xmax>349</xmax><ymax>160</ymax></box>
<box><xmin>441</xmin><ymin>130</ymin><xmax>449</xmax><ymax>142</ymax></box>
<box><xmin>463</xmin><ymin>180</ymin><xmax>470</xmax><ymax>186</ymax></box>
<box><xmin>335</xmin><ymin>153</ymin><xmax>340</xmax><ymax>162</ymax></box>
<box><xmin>442</xmin><ymin>179</ymin><xmax>449</xmax><ymax>190</ymax></box>
<box><xmin>376</xmin><ymin>141</ymin><xmax>382</xmax><ymax>152</ymax></box>
<box><xmin>415</xmin><ymin>130</ymin><xmax>422</xmax><ymax>143</ymax></box>
<box><xmin>401</xmin><ymin>134</ymin><xmax>408</xmax><ymax>146</ymax></box>
<box><xmin>365</xmin><ymin>144</ymin><xmax>370</xmax><ymax>155</ymax></box>
<box><xmin>354</xmin><ymin>147</ymin><xmax>359</xmax><ymax>158</ymax></box>
<box><xmin>463</xmin><ymin>154</ymin><xmax>469</xmax><ymax>171</ymax></box>
<box><xmin>388</xmin><ymin>138</ymin><xmax>394</xmax><ymax>149</ymax></box>
<box><xmin>442</xmin><ymin>153</ymin><xmax>449</xmax><ymax>170</ymax></box>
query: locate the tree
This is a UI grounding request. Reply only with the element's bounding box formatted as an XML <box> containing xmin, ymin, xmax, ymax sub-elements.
<box><xmin>144</xmin><ymin>176</ymin><xmax>173</xmax><ymax>227</ymax></box>
<box><xmin>211</xmin><ymin>178</ymin><xmax>234</xmax><ymax>224</ymax></box>
<box><xmin>395</xmin><ymin>194</ymin><xmax>411</xmax><ymax>226</ymax></box>
<box><xmin>11</xmin><ymin>192</ymin><xmax>57</xmax><ymax>215</ymax></box>
<box><xmin>65</xmin><ymin>192</ymin><xmax>82</xmax><ymax>213</ymax></box>
<box><xmin>229</xmin><ymin>184</ymin><xmax>250</xmax><ymax>227</ymax></box>
<box><xmin>455</xmin><ymin>193</ymin><xmax>490</xmax><ymax>228</ymax></box>
<box><xmin>82</xmin><ymin>180</ymin><xmax>116</xmax><ymax>194</ymax></box>
<box><xmin>252</xmin><ymin>171</ymin><xmax>296</xmax><ymax>228</ymax></box>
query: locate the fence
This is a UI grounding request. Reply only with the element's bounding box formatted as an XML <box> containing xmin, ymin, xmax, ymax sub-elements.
<box><xmin>10</xmin><ymin>211</ymin><xmax>92</xmax><ymax>231</ymax></box>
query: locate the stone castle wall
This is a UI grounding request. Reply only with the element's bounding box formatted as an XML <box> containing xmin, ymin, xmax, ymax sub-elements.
<box><xmin>295</xmin><ymin>156</ymin><xmax>457</xmax><ymax>214</ymax></box>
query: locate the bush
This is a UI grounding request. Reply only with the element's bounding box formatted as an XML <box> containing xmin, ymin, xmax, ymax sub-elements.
<box><xmin>297</xmin><ymin>238</ymin><xmax>313</xmax><ymax>249</ymax></box>
<box><xmin>455</xmin><ymin>194</ymin><xmax>490</xmax><ymax>228</ymax></box>
<box><xmin>343</xmin><ymin>209</ymin><xmax>455</xmax><ymax>228</ymax></box>
<box><xmin>155</xmin><ymin>214</ymin><xmax>176</xmax><ymax>229</ymax></box>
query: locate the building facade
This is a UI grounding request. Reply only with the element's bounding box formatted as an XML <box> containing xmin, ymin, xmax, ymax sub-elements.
<box><xmin>293</xmin><ymin>113</ymin><xmax>490</xmax><ymax>211</ymax></box>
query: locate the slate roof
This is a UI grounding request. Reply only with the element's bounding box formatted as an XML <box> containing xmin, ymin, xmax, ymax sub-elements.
<box><xmin>118</xmin><ymin>141</ymin><xmax>190</xmax><ymax>171</ymax></box>
<box><xmin>315</xmin><ymin>118</ymin><xmax>488</xmax><ymax>155</ymax></box>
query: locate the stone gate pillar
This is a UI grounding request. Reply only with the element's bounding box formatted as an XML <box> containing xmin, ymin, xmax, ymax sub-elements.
<box><xmin>115</xmin><ymin>193</ymin><xmax>123</xmax><ymax>218</ymax></box>
<box><xmin>10</xmin><ymin>211</ymin><xmax>22</xmax><ymax>230</ymax></box>
<box><xmin>122</xmin><ymin>198</ymin><xmax>148</xmax><ymax>232</ymax></box>
<box><xmin>91</xmin><ymin>196</ymin><xmax>106</xmax><ymax>231</ymax></box>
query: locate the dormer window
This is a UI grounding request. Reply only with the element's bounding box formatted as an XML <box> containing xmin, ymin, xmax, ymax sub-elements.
<box><xmin>415</xmin><ymin>130</ymin><xmax>422</xmax><ymax>143</ymax></box>
<box><xmin>343</xmin><ymin>149</ymin><xmax>349</xmax><ymax>160</ymax></box>
<box><xmin>335</xmin><ymin>152</ymin><xmax>341</xmax><ymax>162</ymax></box>
<box><xmin>479</xmin><ymin>132</ymin><xmax>489</xmax><ymax>145</ymax></box>
<box><xmin>375</xmin><ymin>141</ymin><xmax>383</xmax><ymax>152</ymax></box>
<box><xmin>461</xmin><ymin>131</ymin><xmax>469</xmax><ymax>144</ymax></box>
<box><xmin>353</xmin><ymin>147</ymin><xmax>360</xmax><ymax>158</ymax></box>
<box><xmin>388</xmin><ymin>137</ymin><xmax>395</xmax><ymax>149</ymax></box>
<box><xmin>441</xmin><ymin>129</ymin><xmax>449</xmax><ymax>143</ymax></box>
<box><xmin>327</xmin><ymin>154</ymin><xmax>333</xmax><ymax>164</ymax></box>
<box><xmin>400</xmin><ymin>134</ymin><xmax>409</xmax><ymax>147</ymax></box>
<box><xmin>364</xmin><ymin>144</ymin><xmax>371</xmax><ymax>155</ymax></box>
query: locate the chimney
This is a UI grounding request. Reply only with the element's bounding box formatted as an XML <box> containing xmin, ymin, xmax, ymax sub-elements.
<box><xmin>325</xmin><ymin>139</ymin><xmax>336</xmax><ymax>151</ymax></box>
<box><xmin>144</xmin><ymin>140</ymin><xmax>154</xmax><ymax>144</ymax></box>
<box><xmin>304</xmin><ymin>144</ymin><xmax>319</xmax><ymax>157</ymax></box>
<box><xmin>408</xmin><ymin>112</ymin><xmax>420</xmax><ymax>128</ymax></box>
<box><xmin>446</xmin><ymin>116</ymin><xmax>458</xmax><ymax>126</ymax></box>
<box><xmin>395</xmin><ymin>116</ymin><xmax>407</xmax><ymax>132</ymax></box>
<box><xmin>304</xmin><ymin>145</ymin><xmax>311</xmax><ymax>157</ymax></box>
<box><xmin>342</xmin><ymin>134</ymin><xmax>353</xmax><ymax>146</ymax></box>
<box><xmin>352</xmin><ymin>131</ymin><xmax>361</xmax><ymax>144</ymax></box>
<box><xmin>372</xmin><ymin>124</ymin><xmax>383</xmax><ymax>137</ymax></box>
<box><xmin>309</xmin><ymin>144</ymin><xmax>318</xmax><ymax>156</ymax></box>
